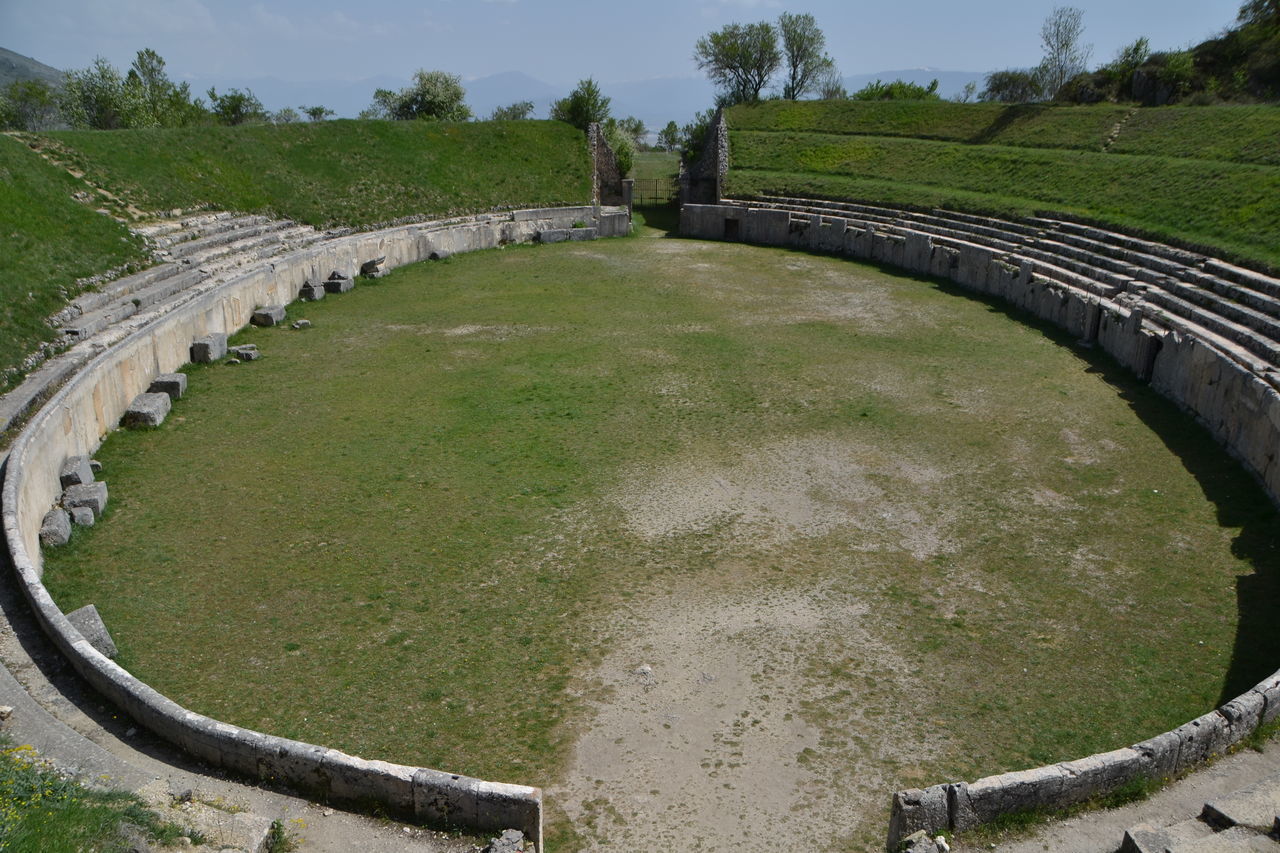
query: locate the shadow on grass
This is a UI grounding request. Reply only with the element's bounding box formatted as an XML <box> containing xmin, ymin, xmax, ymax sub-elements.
<box><xmin>917</xmin><ymin>273</ymin><xmax>1280</xmax><ymax>707</ymax></box>
<box><xmin>633</xmin><ymin>204</ymin><xmax>681</xmax><ymax>237</ymax></box>
<box><xmin>968</xmin><ymin>103</ymin><xmax>1056</xmax><ymax>146</ymax></box>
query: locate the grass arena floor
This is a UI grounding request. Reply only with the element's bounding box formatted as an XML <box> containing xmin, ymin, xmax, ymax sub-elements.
<box><xmin>42</xmin><ymin>213</ymin><xmax>1280</xmax><ymax>850</ymax></box>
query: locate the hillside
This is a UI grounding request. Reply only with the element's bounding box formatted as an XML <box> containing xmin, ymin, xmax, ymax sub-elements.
<box><xmin>0</xmin><ymin>135</ymin><xmax>143</xmax><ymax>394</ymax></box>
<box><xmin>723</xmin><ymin>101</ymin><xmax>1280</xmax><ymax>269</ymax></box>
<box><xmin>45</xmin><ymin>119</ymin><xmax>591</xmax><ymax>228</ymax></box>
<box><xmin>0</xmin><ymin>118</ymin><xmax>593</xmax><ymax>395</ymax></box>
<box><xmin>0</xmin><ymin>46</ymin><xmax>62</xmax><ymax>89</ymax></box>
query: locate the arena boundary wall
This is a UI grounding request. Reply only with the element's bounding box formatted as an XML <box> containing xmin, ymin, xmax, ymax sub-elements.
<box><xmin>679</xmin><ymin>200</ymin><xmax>1280</xmax><ymax>851</ymax></box>
<box><xmin>1</xmin><ymin>204</ymin><xmax>631</xmax><ymax>851</ymax></box>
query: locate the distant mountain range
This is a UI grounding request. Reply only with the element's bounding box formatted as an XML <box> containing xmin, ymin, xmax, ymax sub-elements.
<box><xmin>0</xmin><ymin>46</ymin><xmax>63</xmax><ymax>89</ymax></box>
<box><xmin>0</xmin><ymin>46</ymin><xmax>987</xmax><ymax>131</ymax></box>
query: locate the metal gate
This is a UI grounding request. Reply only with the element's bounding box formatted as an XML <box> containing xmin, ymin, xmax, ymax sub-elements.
<box><xmin>631</xmin><ymin>177</ymin><xmax>678</xmax><ymax>206</ymax></box>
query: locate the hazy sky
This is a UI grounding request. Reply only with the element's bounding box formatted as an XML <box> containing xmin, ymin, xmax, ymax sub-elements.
<box><xmin>1</xmin><ymin>0</ymin><xmax>1245</xmax><ymax>85</ymax></box>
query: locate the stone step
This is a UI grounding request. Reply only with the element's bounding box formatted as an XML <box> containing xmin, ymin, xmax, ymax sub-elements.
<box><xmin>61</xmin><ymin>267</ymin><xmax>208</xmax><ymax>340</ymax></box>
<box><xmin>1203</xmin><ymin>773</ymin><xmax>1280</xmax><ymax>832</ymax></box>
<box><xmin>67</xmin><ymin>262</ymin><xmax>186</xmax><ymax>316</ymax></box>
<box><xmin>161</xmin><ymin>218</ymin><xmax>298</xmax><ymax>261</ymax></box>
<box><xmin>131</xmin><ymin>211</ymin><xmax>232</xmax><ymax>240</ymax></box>
<box><xmin>62</xmin><ymin>223</ymin><xmax>327</xmax><ymax>341</ymax></box>
<box><xmin>148</xmin><ymin>213</ymin><xmax>269</xmax><ymax>250</ymax></box>
<box><xmin>1171</xmin><ymin>826</ymin><xmax>1280</xmax><ymax>852</ymax></box>
<box><xmin>137</xmin><ymin>779</ymin><xmax>274</xmax><ymax>853</ymax></box>
<box><xmin>1123</xmin><ymin>817</ymin><xmax>1218</xmax><ymax>852</ymax></box>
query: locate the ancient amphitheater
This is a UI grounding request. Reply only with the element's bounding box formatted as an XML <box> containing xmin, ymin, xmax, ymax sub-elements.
<box><xmin>3</xmin><ymin>115</ymin><xmax>1280</xmax><ymax>852</ymax></box>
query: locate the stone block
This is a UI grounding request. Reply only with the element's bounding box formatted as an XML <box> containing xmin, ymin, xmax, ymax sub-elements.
<box><xmin>66</xmin><ymin>604</ymin><xmax>118</xmax><ymax>658</ymax></box>
<box><xmin>537</xmin><ymin>229</ymin><xmax>570</xmax><ymax>244</ymax></box>
<box><xmin>962</xmin><ymin>765</ymin><xmax>1070</xmax><ymax>824</ymax></box>
<box><xmin>250</xmin><ymin>305</ymin><xmax>287</xmax><ymax>327</ymax></box>
<box><xmin>69</xmin><ymin>506</ymin><xmax>95</xmax><ymax>527</ymax></box>
<box><xmin>1058</xmin><ymin>748</ymin><xmax>1147</xmax><ymax>804</ymax></box>
<box><xmin>360</xmin><ymin>257</ymin><xmax>387</xmax><ymax>278</ymax></box>
<box><xmin>299</xmin><ymin>280</ymin><xmax>325</xmax><ymax>301</ymax></box>
<box><xmin>229</xmin><ymin>344</ymin><xmax>260</xmax><ymax>362</ymax></box>
<box><xmin>1202</xmin><ymin>776</ymin><xmax>1280</xmax><ymax>831</ymax></box>
<box><xmin>1132</xmin><ymin>730</ymin><xmax>1181</xmax><ymax>779</ymax></box>
<box><xmin>323</xmin><ymin>272</ymin><xmax>354</xmax><ymax>294</ymax></box>
<box><xmin>63</xmin><ymin>481</ymin><xmax>108</xmax><ymax>519</ymax></box>
<box><xmin>887</xmin><ymin>785</ymin><xmax>951</xmax><ymax>849</ymax></box>
<box><xmin>59</xmin><ymin>455</ymin><xmax>94</xmax><ymax>489</ymax></box>
<box><xmin>191</xmin><ymin>333</ymin><xmax>228</xmax><ymax>363</ymax></box>
<box><xmin>1250</xmin><ymin>670</ymin><xmax>1280</xmax><ymax>724</ymax></box>
<box><xmin>148</xmin><ymin>373</ymin><xmax>187</xmax><ymax>401</ymax></box>
<box><xmin>39</xmin><ymin>508</ymin><xmax>71</xmax><ymax>547</ymax></box>
<box><xmin>291</xmin><ymin>319</ymin><xmax>312</xmax><ymax>330</ymax></box>
<box><xmin>321</xmin><ymin>751</ymin><xmax>415</xmax><ymax>815</ymax></box>
<box><xmin>567</xmin><ymin>227</ymin><xmax>598</xmax><ymax>241</ymax></box>
<box><xmin>121</xmin><ymin>392</ymin><xmax>172</xmax><ymax>428</ymax></box>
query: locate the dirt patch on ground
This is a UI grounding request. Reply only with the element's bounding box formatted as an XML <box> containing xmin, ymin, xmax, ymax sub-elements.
<box><xmin>553</xmin><ymin>574</ymin><xmax>938</xmax><ymax>851</ymax></box>
<box><xmin>611</xmin><ymin>436</ymin><xmax>953</xmax><ymax>560</ymax></box>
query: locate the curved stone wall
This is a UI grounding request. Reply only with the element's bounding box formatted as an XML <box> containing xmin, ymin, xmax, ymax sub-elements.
<box><xmin>1</xmin><ymin>205</ymin><xmax>629</xmax><ymax>850</ymax></box>
<box><xmin>678</xmin><ymin>198</ymin><xmax>1280</xmax><ymax>851</ymax></box>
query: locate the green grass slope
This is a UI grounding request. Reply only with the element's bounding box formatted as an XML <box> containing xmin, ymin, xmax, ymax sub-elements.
<box><xmin>1111</xmin><ymin>105</ymin><xmax>1280</xmax><ymax>165</ymax></box>
<box><xmin>47</xmin><ymin>119</ymin><xmax>592</xmax><ymax>229</ymax></box>
<box><xmin>725</xmin><ymin>124</ymin><xmax>1280</xmax><ymax>269</ymax></box>
<box><xmin>727</xmin><ymin>100</ymin><xmax>1128</xmax><ymax>152</ymax></box>
<box><xmin>726</xmin><ymin>100</ymin><xmax>1280</xmax><ymax>165</ymax></box>
<box><xmin>0</xmin><ymin>134</ymin><xmax>145</xmax><ymax>393</ymax></box>
<box><xmin>0</xmin><ymin>119</ymin><xmax>592</xmax><ymax>401</ymax></box>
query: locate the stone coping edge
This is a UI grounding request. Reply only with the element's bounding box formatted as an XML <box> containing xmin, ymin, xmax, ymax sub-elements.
<box><xmin>677</xmin><ymin>202</ymin><xmax>1280</xmax><ymax>852</ymax></box>
<box><xmin>1</xmin><ymin>204</ymin><xmax>629</xmax><ymax>850</ymax></box>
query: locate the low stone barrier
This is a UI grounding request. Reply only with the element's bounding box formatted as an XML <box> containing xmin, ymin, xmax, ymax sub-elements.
<box><xmin>2</xmin><ymin>204</ymin><xmax>629</xmax><ymax>850</ymax></box>
<box><xmin>678</xmin><ymin>201</ymin><xmax>1280</xmax><ymax>851</ymax></box>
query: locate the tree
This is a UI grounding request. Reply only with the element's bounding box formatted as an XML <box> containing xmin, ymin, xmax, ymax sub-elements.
<box><xmin>489</xmin><ymin>100</ymin><xmax>535</xmax><ymax>121</ymax></box>
<box><xmin>955</xmin><ymin>81</ymin><xmax>978</xmax><ymax>103</ymax></box>
<box><xmin>678</xmin><ymin>108</ymin><xmax>715</xmax><ymax>163</ymax></box>
<box><xmin>551</xmin><ymin>79</ymin><xmax>610</xmax><ymax>130</ymax></box>
<box><xmin>980</xmin><ymin>69</ymin><xmax>1045</xmax><ymax>103</ymax></box>
<box><xmin>693</xmin><ymin>21</ymin><xmax>781</xmax><ymax>105</ymax></box>
<box><xmin>615</xmin><ymin>116</ymin><xmax>646</xmax><ymax>149</ymax></box>
<box><xmin>657</xmin><ymin>120</ymin><xmax>680</xmax><ymax>152</ymax></box>
<box><xmin>302</xmin><ymin>105</ymin><xmax>335</xmax><ymax>122</ymax></box>
<box><xmin>603</xmin><ymin>118</ymin><xmax>634</xmax><ymax>176</ymax></box>
<box><xmin>817</xmin><ymin>67</ymin><xmax>847</xmax><ymax>100</ymax></box>
<box><xmin>272</xmin><ymin>107</ymin><xmax>301</xmax><ymax>124</ymax></box>
<box><xmin>207</xmin><ymin>87</ymin><xmax>267</xmax><ymax>125</ymax></box>
<box><xmin>1036</xmin><ymin>6</ymin><xmax>1092</xmax><ymax>98</ymax></box>
<box><xmin>366</xmin><ymin>70</ymin><xmax>471</xmax><ymax>121</ymax></box>
<box><xmin>778</xmin><ymin>12</ymin><xmax>835</xmax><ymax>100</ymax></box>
<box><xmin>127</xmin><ymin>48</ymin><xmax>204</xmax><ymax>126</ymax></box>
<box><xmin>851</xmin><ymin>78</ymin><xmax>940</xmax><ymax>100</ymax></box>
<box><xmin>0</xmin><ymin>80</ymin><xmax>59</xmax><ymax>130</ymax></box>
<box><xmin>59</xmin><ymin>57</ymin><xmax>145</xmax><ymax>129</ymax></box>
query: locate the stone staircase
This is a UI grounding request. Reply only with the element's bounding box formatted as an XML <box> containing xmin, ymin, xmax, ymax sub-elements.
<box><xmin>1</xmin><ymin>211</ymin><xmax>335</xmax><ymax>441</ymax></box>
<box><xmin>722</xmin><ymin>196</ymin><xmax>1280</xmax><ymax>388</ymax></box>
<box><xmin>54</xmin><ymin>212</ymin><xmax>330</xmax><ymax>341</ymax></box>
<box><xmin>1121</xmin><ymin>773</ymin><xmax>1280</xmax><ymax>852</ymax></box>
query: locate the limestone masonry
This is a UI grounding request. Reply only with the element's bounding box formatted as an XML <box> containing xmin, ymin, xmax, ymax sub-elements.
<box><xmin>679</xmin><ymin>197</ymin><xmax>1280</xmax><ymax>851</ymax></box>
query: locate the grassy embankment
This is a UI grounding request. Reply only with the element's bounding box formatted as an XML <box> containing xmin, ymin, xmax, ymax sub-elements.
<box><xmin>0</xmin><ymin>119</ymin><xmax>592</xmax><ymax>395</ymax></box>
<box><xmin>42</xmin><ymin>223</ymin><xmax>1280</xmax><ymax>848</ymax></box>
<box><xmin>0</xmin><ymin>136</ymin><xmax>145</xmax><ymax>394</ymax></box>
<box><xmin>0</xmin><ymin>737</ymin><xmax>199</xmax><ymax>850</ymax></box>
<box><xmin>724</xmin><ymin>101</ymin><xmax>1280</xmax><ymax>269</ymax></box>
